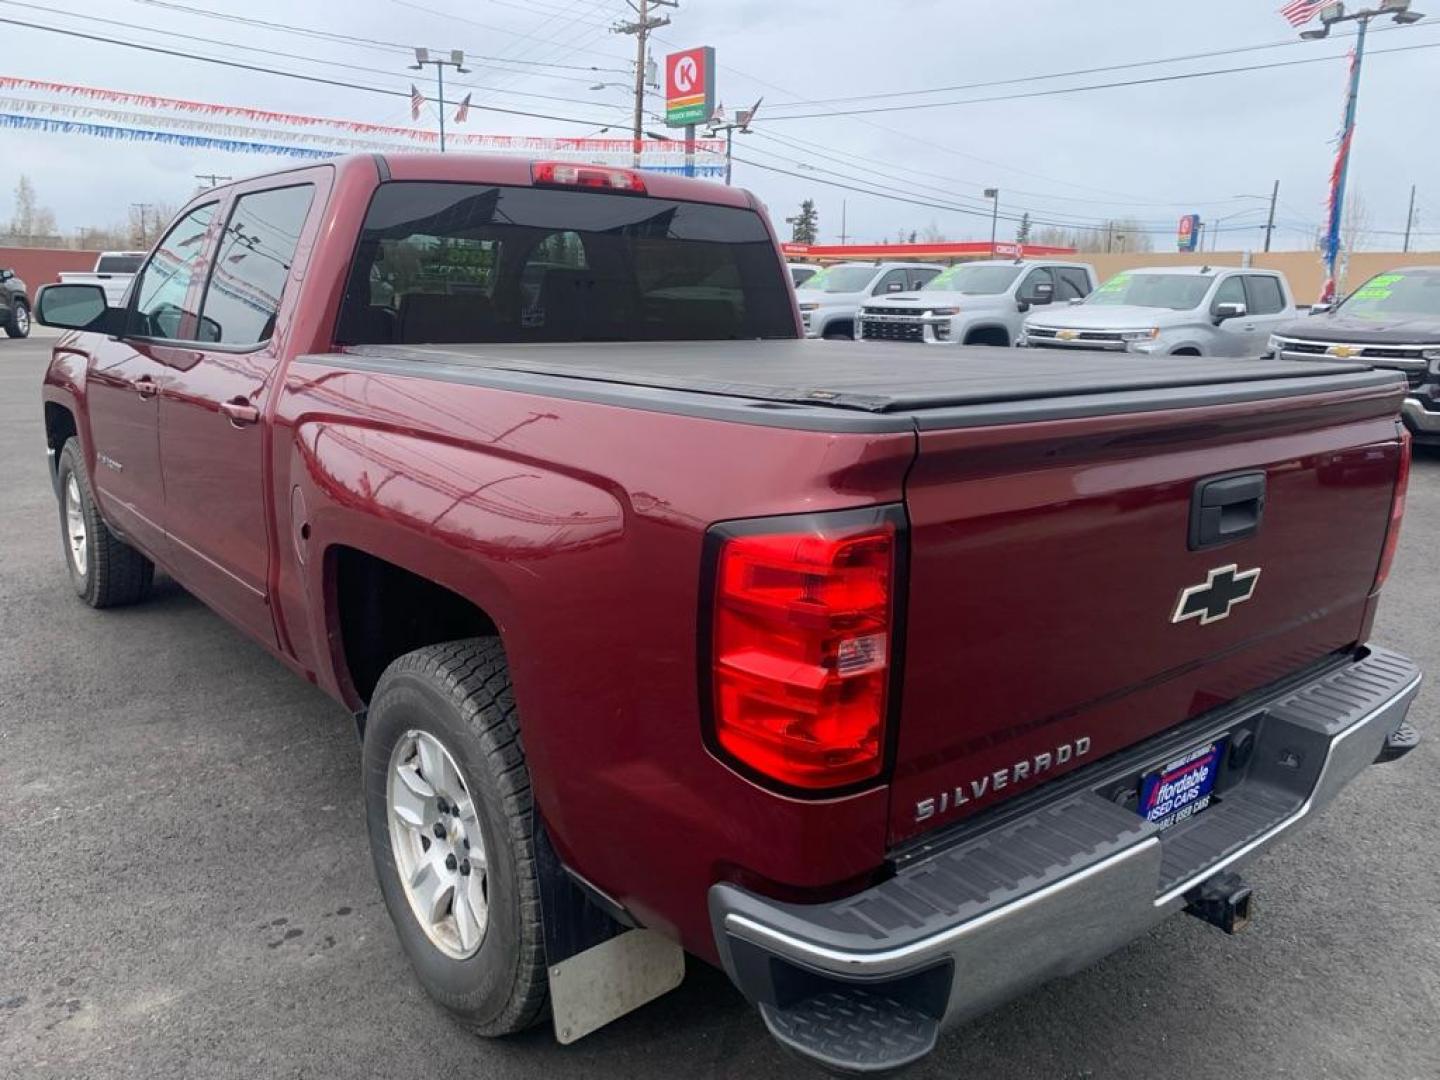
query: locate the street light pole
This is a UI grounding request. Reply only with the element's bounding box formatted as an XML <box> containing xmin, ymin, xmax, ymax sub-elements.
<box><xmin>1263</xmin><ymin>179</ymin><xmax>1279</xmax><ymax>252</ymax></box>
<box><xmin>984</xmin><ymin>188</ymin><xmax>999</xmax><ymax>255</ymax></box>
<box><xmin>1300</xmin><ymin>1</ymin><xmax>1427</xmax><ymax>300</ymax></box>
<box><xmin>411</xmin><ymin>48</ymin><xmax>471</xmax><ymax>153</ymax></box>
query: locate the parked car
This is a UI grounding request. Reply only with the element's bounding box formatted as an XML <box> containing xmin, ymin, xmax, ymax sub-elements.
<box><xmin>57</xmin><ymin>250</ymin><xmax>146</xmax><ymax>307</ymax></box>
<box><xmin>1022</xmin><ymin>266</ymin><xmax>1296</xmax><ymax>356</ymax></box>
<box><xmin>787</xmin><ymin>262</ymin><xmax>820</xmax><ymax>288</ymax></box>
<box><xmin>1268</xmin><ymin>267</ymin><xmax>1440</xmax><ymax>444</ymax></box>
<box><xmin>34</xmin><ymin>154</ymin><xmax>1421</xmax><ymax>1074</ymax></box>
<box><xmin>857</xmin><ymin>259</ymin><xmax>1096</xmax><ymax>346</ymax></box>
<box><xmin>1</xmin><ymin>267</ymin><xmax>30</xmax><ymax>338</ymax></box>
<box><xmin>795</xmin><ymin>261</ymin><xmax>941</xmax><ymax>339</ymax></box>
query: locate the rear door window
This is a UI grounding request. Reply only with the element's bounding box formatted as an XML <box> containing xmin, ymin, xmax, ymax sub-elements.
<box><xmin>337</xmin><ymin>183</ymin><xmax>794</xmax><ymax>344</ymax></box>
<box><xmin>1055</xmin><ymin>267</ymin><xmax>1091</xmax><ymax>300</ymax></box>
<box><xmin>1243</xmin><ymin>275</ymin><xmax>1285</xmax><ymax>315</ymax></box>
<box><xmin>198</xmin><ymin>184</ymin><xmax>315</xmax><ymax>346</ymax></box>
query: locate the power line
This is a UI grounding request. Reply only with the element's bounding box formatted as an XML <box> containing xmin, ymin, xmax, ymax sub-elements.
<box><xmin>0</xmin><ymin>15</ymin><xmax>620</xmax><ymax>129</ymax></box>
<box><xmin>127</xmin><ymin>0</ymin><xmax>630</xmax><ymax>72</ymax></box>
<box><xmin>764</xmin><ymin>17</ymin><xmax>1438</xmax><ymax>111</ymax></box>
<box><xmin>763</xmin><ymin>39</ymin><xmax>1440</xmax><ymax>121</ymax></box>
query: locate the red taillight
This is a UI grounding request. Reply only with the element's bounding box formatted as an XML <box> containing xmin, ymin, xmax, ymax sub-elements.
<box><xmin>707</xmin><ymin>511</ymin><xmax>900</xmax><ymax>791</ymax></box>
<box><xmin>531</xmin><ymin>161</ymin><xmax>646</xmax><ymax>193</ymax></box>
<box><xmin>1375</xmin><ymin>430</ymin><xmax>1411</xmax><ymax>590</ymax></box>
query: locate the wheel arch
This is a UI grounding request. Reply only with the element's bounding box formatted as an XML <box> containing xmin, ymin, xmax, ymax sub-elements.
<box><xmin>962</xmin><ymin>323</ymin><xmax>1012</xmax><ymax>347</ymax></box>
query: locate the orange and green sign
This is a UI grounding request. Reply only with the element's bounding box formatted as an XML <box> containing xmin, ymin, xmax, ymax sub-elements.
<box><xmin>665</xmin><ymin>46</ymin><xmax>715</xmax><ymax>127</ymax></box>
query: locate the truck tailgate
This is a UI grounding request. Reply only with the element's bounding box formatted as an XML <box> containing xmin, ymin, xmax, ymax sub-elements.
<box><xmin>892</xmin><ymin>387</ymin><xmax>1405</xmax><ymax>845</ymax></box>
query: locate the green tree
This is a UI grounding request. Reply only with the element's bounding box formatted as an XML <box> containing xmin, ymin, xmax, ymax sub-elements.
<box><xmin>786</xmin><ymin>199</ymin><xmax>819</xmax><ymax>245</ymax></box>
<box><xmin>1015</xmin><ymin>212</ymin><xmax>1032</xmax><ymax>246</ymax></box>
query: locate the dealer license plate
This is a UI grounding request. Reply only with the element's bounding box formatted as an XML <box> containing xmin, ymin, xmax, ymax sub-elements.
<box><xmin>1138</xmin><ymin>740</ymin><xmax>1225</xmax><ymax>829</ymax></box>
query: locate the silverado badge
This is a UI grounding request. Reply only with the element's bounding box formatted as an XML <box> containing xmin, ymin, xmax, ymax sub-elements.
<box><xmin>1172</xmin><ymin>564</ymin><xmax>1261</xmax><ymax>626</ymax></box>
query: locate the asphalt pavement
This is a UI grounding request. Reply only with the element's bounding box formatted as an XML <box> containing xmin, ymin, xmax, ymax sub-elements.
<box><xmin>2</xmin><ymin>336</ymin><xmax>1438</xmax><ymax>1080</ymax></box>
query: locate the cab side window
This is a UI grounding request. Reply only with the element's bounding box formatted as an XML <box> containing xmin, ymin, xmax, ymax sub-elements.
<box><xmin>909</xmin><ymin>267</ymin><xmax>940</xmax><ymax>290</ymax></box>
<box><xmin>127</xmin><ymin>203</ymin><xmax>215</xmax><ymax>340</ymax></box>
<box><xmin>1019</xmin><ymin>267</ymin><xmax>1054</xmax><ymax>296</ymax></box>
<box><xmin>874</xmin><ymin>269</ymin><xmax>908</xmax><ymax>294</ymax></box>
<box><xmin>1211</xmin><ymin>276</ymin><xmax>1246</xmax><ymax>311</ymax></box>
<box><xmin>197</xmin><ymin>185</ymin><xmax>315</xmax><ymax>346</ymax></box>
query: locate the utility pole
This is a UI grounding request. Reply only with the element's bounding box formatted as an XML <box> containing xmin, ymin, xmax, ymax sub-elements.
<box><xmin>984</xmin><ymin>187</ymin><xmax>999</xmax><ymax>255</ymax></box>
<box><xmin>130</xmin><ymin>202</ymin><xmax>153</xmax><ymax>247</ymax></box>
<box><xmin>1403</xmin><ymin>184</ymin><xmax>1417</xmax><ymax>252</ymax></box>
<box><xmin>839</xmin><ymin>199</ymin><xmax>848</xmax><ymax>246</ymax></box>
<box><xmin>1263</xmin><ymin>178</ymin><xmax>1279</xmax><ymax>252</ymax></box>
<box><xmin>410</xmin><ymin>48</ymin><xmax>470</xmax><ymax>153</ymax></box>
<box><xmin>195</xmin><ymin>173</ymin><xmax>232</xmax><ymax>189</ymax></box>
<box><xmin>1299</xmin><ymin>1</ymin><xmax>1427</xmax><ymax>300</ymax></box>
<box><xmin>613</xmin><ymin>0</ymin><xmax>676</xmax><ymax>168</ymax></box>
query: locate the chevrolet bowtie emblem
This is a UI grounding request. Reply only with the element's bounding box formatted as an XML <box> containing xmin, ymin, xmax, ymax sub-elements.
<box><xmin>1057</xmin><ymin>329</ymin><xmax>1079</xmax><ymax>340</ymax></box>
<box><xmin>1327</xmin><ymin>344</ymin><xmax>1357</xmax><ymax>358</ymax></box>
<box><xmin>1172</xmin><ymin>564</ymin><xmax>1261</xmax><ymax>626</ymax></box>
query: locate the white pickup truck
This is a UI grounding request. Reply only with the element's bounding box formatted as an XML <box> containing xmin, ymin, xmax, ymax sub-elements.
<box><xmin>58</xmin><ymin>251</ymin><xmax>146</xmax><ymax>307</ymax></box>
<box><xmin>857</xmin><ymin>259</ymin><xmax>1097</xmax><ymax>346</ymax></box>
<box><xmin>795</xmin><ymin>262</ymin><xmax>942</xmax><ymax>339</ymax></box>
<box><xmin>1021</xmin><ymin>266</ymin><xmax>1297</xmax><ymax>357</ymax></box>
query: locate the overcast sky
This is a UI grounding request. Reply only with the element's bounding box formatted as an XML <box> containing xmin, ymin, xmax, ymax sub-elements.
<box><xmin>1</xmin><ymin>0</ymin><xmax>1437</xmax><ymax>251</ymax></box>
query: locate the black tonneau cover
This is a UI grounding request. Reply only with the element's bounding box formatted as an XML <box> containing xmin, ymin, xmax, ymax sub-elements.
<box><xmin>305</xmin><ymin>340</ymin><xmax>1401</xmax><ymax>432</ymax></box>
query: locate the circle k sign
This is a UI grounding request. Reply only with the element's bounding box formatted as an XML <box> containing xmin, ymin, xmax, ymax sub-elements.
<box><xmin>664</xmin><ymin>45</ymin><xmax>716</xmax><ymax>127</ymax></box>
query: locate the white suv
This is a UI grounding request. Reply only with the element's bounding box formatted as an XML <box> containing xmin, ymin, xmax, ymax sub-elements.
<box><xmin>795</xmin><ymin>263</ymin><xmax>942</xmax><ymax>340</ymax></box>
<box><xmin>1022</xmin><ymin>266</ymin><xmax>1296</xmax><ymax>357</ymax></box>
<box><xmin>857</xmin><ymin>260</ymin><xmax>1096</xmax><ymax>346</ymax></box>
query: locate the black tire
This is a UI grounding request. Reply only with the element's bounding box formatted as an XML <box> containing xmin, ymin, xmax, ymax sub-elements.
<box><xmin>363</xmin><ymin>638</ymin><xmax>549</xmax><ymax>1036</ymax></box>
<box><xmin>56</xmin><ymin>438</ymin><xmax>154</xmax><ymax>607</ymax></box>
<box><xmin>5</xmin><ymin>300</ymin><xmax>29</xmax><ymax>339</ymax></box>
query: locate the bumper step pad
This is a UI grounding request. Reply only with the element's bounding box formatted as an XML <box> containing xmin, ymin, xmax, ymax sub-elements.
<box><xmin>760</xmin><ymin>989</ymin><xmax>937</xmax><ymax>1075</ymax></box>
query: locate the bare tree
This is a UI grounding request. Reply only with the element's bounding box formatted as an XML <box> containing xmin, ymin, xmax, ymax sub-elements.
<box><xmin>8</xmin><ymin>175</ymin><xmax>57</xmax><ymax>243</ymax></box>
<box><xmin>918</xmin><ymin>221</ymin><xmax>948</xmax><ymax>243</ymax></box>
<box><xmin>1341</xmin><ymin>190</ymin><xmax>1372</xmax><ymax>254</ymax></box>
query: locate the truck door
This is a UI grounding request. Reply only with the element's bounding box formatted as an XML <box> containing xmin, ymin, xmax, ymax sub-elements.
<box><xmin>156</xmin><ymin>178</ymin><xmax>323</xmax><ymax>649</ymax></box>
<box><xmin>1241</xmin><ymin>274</ymin><xmax>1291</xmax><ymax>354</ymax></box>
<box><xmin>82</xmin><ymin>202</ymin><xmax>219</xmax><ymax>558</ymax></box>
<box><xmin>1209</xmin><ymin>275</ymin><xmax>1251</xmax><ymax>356</ymax></box>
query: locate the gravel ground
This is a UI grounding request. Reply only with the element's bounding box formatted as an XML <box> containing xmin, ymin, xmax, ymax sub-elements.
<box><xmin>1</xmin><ymin>337</ymin><xmax>1437</xmax><ymax>1080</ymax></box>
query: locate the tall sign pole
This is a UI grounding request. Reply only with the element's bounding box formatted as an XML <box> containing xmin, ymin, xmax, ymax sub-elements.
<box><xmin>410</xmin><ymin>49</ymin><xmax>470</xmax><ymax>153</ymax></box>
<box><xmin>1297</xmin><ymin>2</ymin><xmax>1428</xmax><ymax>301</ymax></box>
<box><xmin>1321</xmin><ymin>17</ymin><xmax>1366</xmax><ymax>302</ymax></box>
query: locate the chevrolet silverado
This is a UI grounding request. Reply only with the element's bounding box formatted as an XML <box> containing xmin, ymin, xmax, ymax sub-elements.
<box><xmin>34</xmin><ymin>154</ymin><xmax>1421</xmax><ymax>1074</ymax></box>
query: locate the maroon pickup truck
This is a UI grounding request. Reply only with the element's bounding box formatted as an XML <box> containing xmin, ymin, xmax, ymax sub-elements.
<box><xmin>34</xmin><ymin>155</ymin><xmax>1421</xmax><ymax>1073</ymax></box>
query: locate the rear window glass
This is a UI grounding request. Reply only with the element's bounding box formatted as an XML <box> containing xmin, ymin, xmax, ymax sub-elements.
<box><xmin>336</xmin><ymin>182</ymin><xmax>795</xmax><ymax>344</ymax></box>
<box><xmin>96</xmin><ymin>254</ymin><xmax>143</xmax><ymax>274</ymax></box>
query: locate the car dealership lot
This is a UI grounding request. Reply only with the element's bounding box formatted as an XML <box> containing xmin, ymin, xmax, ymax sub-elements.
<box><xmin>2</xmin><ymin>337</ymin><xmax>1438</xmax><ymax>1080</ymax></box>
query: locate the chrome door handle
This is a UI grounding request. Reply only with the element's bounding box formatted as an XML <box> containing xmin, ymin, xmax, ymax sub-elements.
<box><xmin>219</xmin><ymin>398</ymin><xmax>260</xmax><ymax>426</ymax></box>
<box><xmin>135</xmin><ymin>376</ymin><xmax>158</xmax><ymax>399</ymax></box>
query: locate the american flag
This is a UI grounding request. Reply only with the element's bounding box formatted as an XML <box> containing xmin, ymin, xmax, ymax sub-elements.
<box><xmin>454</xmin><ymin>93</ymin><xmax>472</xmax><ymax>124</ymax></box>
<box><xmin>1279</xmin><ymin>0</ymin><xmax>1324</xmax><ymax>26</ymax></box>
<box><xmin>410</xmin><ymin>83</ymin><xmax>425</xmax><ymax>121</ymax></box>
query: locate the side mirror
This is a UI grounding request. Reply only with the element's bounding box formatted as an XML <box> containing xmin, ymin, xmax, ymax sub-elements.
<box><xmin>1213</xmin><ymin>301</ymin><xmax>1247</xmax><ymax>322</ymax></box>
<box><xmin>1309</xmin><ymin>302</ymin><xmax>1334</xmax><ymax>315</ymax></box>
<box><xmin>35</xmin><ymin>283</ymin><xmax>120</xmax><ymax>333</ymax></box>
<box><xmin>1020</xmin><ymin>281</ymin><xmax>1055</xmax><ymax>306</ymax></box>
